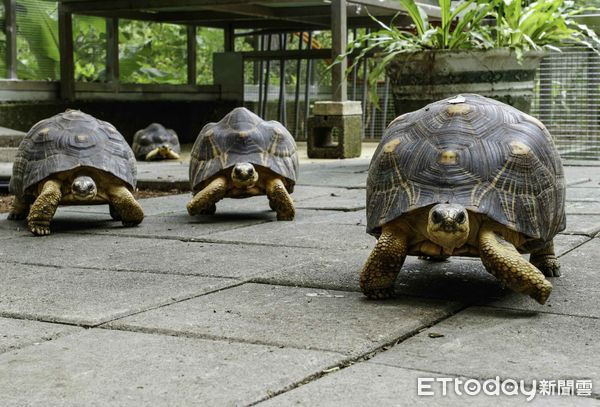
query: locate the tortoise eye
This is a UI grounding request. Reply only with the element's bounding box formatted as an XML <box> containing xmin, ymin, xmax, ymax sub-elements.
<box><xmin>456</xmin><ymin>211</ymin><xmax>466</xmax><ymax>224</ymax></box>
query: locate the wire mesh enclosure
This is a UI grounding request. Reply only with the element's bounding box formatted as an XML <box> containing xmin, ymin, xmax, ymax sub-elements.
<box><xmin>531</xmin><ymin>47</ymin><xmax>600</xmax><ymax>161</ymax></box>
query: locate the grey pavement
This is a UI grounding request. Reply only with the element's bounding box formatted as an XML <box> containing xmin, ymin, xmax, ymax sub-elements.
<box><xmin>0</xmin><ymin>148</ymin><xmax>599</xmax><ymax>406</ymax></box>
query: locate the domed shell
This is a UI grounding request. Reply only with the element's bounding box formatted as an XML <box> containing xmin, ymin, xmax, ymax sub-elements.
<box><xmin>189</xmin><ymin>107</ymin><xmax>298</xmax><ymax>192</ymax></box>
<box><xmin>367</xmin><ymin>94</ymin><xmax>566</xmax><ymax>249</ymax></box>
<box><xmin>10</xmin><ymin>110</ymin><xmax>136</xmax><ymax>197</ymax></box>
<box><xmin>132</xmin><ymin>123</ymin><xmax>181</xmax><ymax>159</ymax></box>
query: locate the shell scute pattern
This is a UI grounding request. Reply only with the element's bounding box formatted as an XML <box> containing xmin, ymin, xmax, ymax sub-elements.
<box><xmin>10</xmin><ymin>110</ymin><xmax>136</xmax><ymax>197</ymax></box>
<box><xmin>367</xmin><ymin>94</ymin><xmax>565</xmax><ymax>248</ymax></box>
<box><xmin>189</xmin><ymin>107</ymin><xmax>298</xmax><ymax>192</ymax></box>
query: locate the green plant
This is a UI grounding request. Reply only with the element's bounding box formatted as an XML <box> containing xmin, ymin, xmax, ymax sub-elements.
<box><xmin>336</xmin><ymin>0</ymin><xmax>600</xmax><ymax>106</ymax></box>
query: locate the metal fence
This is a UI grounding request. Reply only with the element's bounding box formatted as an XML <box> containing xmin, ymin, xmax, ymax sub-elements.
<box><xmin>245</xmin><ymin>38</ymin><xmax>600</xmax><ymax>161</ymax></box>
<box><xmin>531</xmin><ymin>47</ymin><xmax>600</xmax><ymax>161</ymax></box>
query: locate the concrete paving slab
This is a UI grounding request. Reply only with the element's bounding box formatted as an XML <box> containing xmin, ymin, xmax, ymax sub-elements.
<box><xmin>371</xmin><ymin>307</ymin><xmax>600</xmax><ymax>395</ymax></box>
<box><xmin>252</xmin><ymin>234</ymin><xmax>586</xmax><ymax>301</ymax></box>
<box><xmin>0</xmin><ymin>262</ymin><xmax>233</xmax><ymax>326</ymax></box>
<box><xmin>297</xmin><ymin>169</ymin><xmax>367</xmax><ymax>188</ymax></box>
<box><xmin>209</xmin><ymin>220</ymin><xmax>371</xmax><ymax>249</ymax></box>
<box><xmin>566</xmin><ymin>200</ymin><xmax>600</xmax><ymax>214</ymax></box>
<box><xmin>0</xmin><ymin>317</ymin><xmax>81</xmax><ymax>354</ymax></box>
<box><xmin>295</xmin><ymin>187</ymin><xmax>365</xmax><ymax>211</ymax></box>
<box><xmin>566</xmin><ymin>187</ymin><xmax>600</xmax><ymax>201</ymax></box>
<box><xmin>107</xmin><ymin>283</ymin><xmax>462</xmax><ymax>357</ymax></box>
<box><xmin>562</xmin><ymin>214</ymin><xmax>600</xmax><ymax>236</ymax></box>
<box><xmin>0</xmin><ymin>329</ymin><xmax>344</xmax><ymax>406</ymax></box>
<box><xmin>564</xmin><ymin>166</ymin><xmax>600</xmax><ymax>184</ymax></box>
<box><xmin>259</xmin><ymin>362</ymin><xmax>595</xmax><ymax>406</ymax></box>
<box><xmin>0</xmin><ymin>233</ymin><xmax>328</xmax><ymax>279</ymax></box>
<box><xmin>487</xmin><ymin>238</ymin><xmax>600</xmax><ymax>318</ymax></box>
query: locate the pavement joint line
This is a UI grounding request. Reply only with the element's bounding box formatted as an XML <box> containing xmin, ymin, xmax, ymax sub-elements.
<box><xmin>566</xmin><ymin>178</ymin><xmax>593</xmax><ymax>186</ymax></box>
<box><xmin>0</xmin><ymin>324</ymin><xmax>84</xmax><ymax>356</ymax></box>
<box><xmin>89</xmin><ymin>280</ymin><xmax>250</xmax><ymax>328</ymax></box>
<box><xmin>478</xmin><ymin>305</ymin><xmax>600</xmax><ymax>320</ymax></box>
<box><xmin>97</xmin><ymin>324</ymin><xmax>349</xmax><ymax>357</ymax></box>
<box><xmin>555</xmin><ymin>236</ymin><xmax>594</xmax><ymax>258</ymax></box>
<box><xmin>298</xmin><ymin>207</ymin><xmax>365</xmax><ymax>212</ymax></box>
<box><xmin>247</xmin><ymin>302</ymin><xmax>472</xmax><ymax>405</ymax></box>
<box><xmin>297</xmin><ymin>183</ymin><xmax>366</xmax><ymax>189</ymax></box>
<box><xmin>0</xmin><ymin>259</ymin><xmax>243</xmax><ymax>279</ymax></box>
<box><xmin>0</xmin><ymin>311</ymin><xmax>93</xmax><ymax>328</ymax></box>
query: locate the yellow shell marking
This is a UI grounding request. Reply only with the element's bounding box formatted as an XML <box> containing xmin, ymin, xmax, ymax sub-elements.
<box><xmin>523</xmin><ymin>115</ymin><xmax>546</xmax><ymax>130</ymax></box>
<box><xmin>77</xmin><ymin>134</ymin><xmax>88</xmax><ymax>142</ymax></box>
<box><xmin>438</xmin><ymin>150</ymin><xmax>458</xmax><ymax>165</ymax></box>
<box><xmin>383</xmin><ymin>138</ymin><xmax>400</xmax><ymax>153</ymax></box>
<box><xmin>509</xmin><ymin>140</ymin><xmax>531</xmax><ymax>155</ymax></box>
<box><xmin>446</xmin><ymin>103</ymin><xmax>471</xmax><ymax>115</ymax></box>
<box><xmin>238</xmin><ymin>131</ymin><xmax>248</xmax><ymax>138</ymax></box>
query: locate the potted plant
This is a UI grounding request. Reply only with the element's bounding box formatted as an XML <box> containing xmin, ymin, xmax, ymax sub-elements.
<box><xmin>340</xmin><ymin>0</ymin><xmax>600</xmax><ymax>114</ymax></box>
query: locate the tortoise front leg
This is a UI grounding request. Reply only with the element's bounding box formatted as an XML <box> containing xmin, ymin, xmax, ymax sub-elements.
<box><xmin>107</xmin><ymin>185</ymin><xmax>144</xmax><ymax>227</ymax></box>
<box><xmin>187</xmin><ymin>176</ymin><xmax>227</xmax><ymax>216</ymax></box>
<box><xmin>530</xmin><ymin>240</ymin><xmax>561</xmax><ymax>277</ymax></box>
<box><xmin>266</xmin><ymin>177</ymin><xmax>295</xmax><ymax>221</ymax></box>
<box><xmin>7</xmin><ymin>195</ymin><xmax>30</xmax><ymax>220</ymax></box>
<box><xmin>27</xmin><ymin>179</ymin><xmax>62</xmax><ymax>236</ymax></box>
<box><xmin>479</xmin><ymin>223</ymin><xmax>552</xmax><ymax>304</ymax></box>
<box><xmin>360</xmin><ymin>225</ymin><xmax>409</xmax><ymax>299</ymax></box>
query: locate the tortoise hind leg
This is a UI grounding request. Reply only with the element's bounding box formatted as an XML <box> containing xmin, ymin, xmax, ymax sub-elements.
<box><xmin>7</xmin><ymin>196</ymin><xmax>30</xmax><ymax>220</ymax></box>
<box><xmin>109</xmin><ymin>204</ymin><xmax>121</xmax><ymax>221</ymax></box>
<box><xmin>479</xmin><ymin>223</ymin><xmax>552</xmax><ymax>304</ymax></box>
<box><xmin>360</xmin><ymin>224</ymin><xmax>408</xmax><ymax>299</ymax></box>
<box><xmin>108</xmin><ymin>185</ymin><xmax>144</xmax><ymax>227</ymax></box>
<box><xmin>266</xmin><ymin>177</ymin><xmax>294</xmax><ymax>221</ymax></box>
<box><xmin>27</xmin><ymin>179</ymin><xmax>62</xmax><ymax>236</ymax></box>
<box><xmin>530</xmin><ymin>240</ymin><xmax>560</xmax><ymax>277</ymax></box>
<box><xmin>187</xmin><ymin>176</ymin><xmax>227</xmax><ymax>216</ymax></box>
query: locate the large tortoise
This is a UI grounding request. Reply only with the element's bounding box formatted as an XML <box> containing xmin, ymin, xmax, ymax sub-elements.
<box><xmin>361</xmin><ymin>94</ymin><xmax>565</xmax><ymax>304</ymax></box>
<box><xmin>132</xmin><ymin>123</ymin><xmax>181</xmax><ymax>160</ymax></box>
<box><xmin>8</xmin><ymin>110</ymin><xmax>144</xmax><ymax>235</ymax></box>
<box><xmin>187</xmin><ymin>107</ymin><xmax>298</xmax><ymax>220</ymax></box>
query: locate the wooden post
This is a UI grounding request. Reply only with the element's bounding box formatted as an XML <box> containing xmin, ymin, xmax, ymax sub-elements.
<box><xmin>58</xmin><ymin>4</ymin><xmax>75</xmax><ymax>100</ymax></box>
<box><xmin>331</xmin><ymin>0</ymin><xmax>347</xmax><ymax>101</ymax></box>
<box><xmin>4</xmin><ymin>0</ymin><xmax>16</xmax><ymax>79</ymax></box>
<box><xmin>187</xmin><ymin>25</ymin><xmax>197</xmax><ymax>85</ymax></box>
<box><xmin>106</xmin><ymin>18</ymin><xmax>119</xmax><ymax>85</ymax></box>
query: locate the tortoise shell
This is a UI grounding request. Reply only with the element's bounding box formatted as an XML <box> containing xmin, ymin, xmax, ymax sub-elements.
<box><xmin>189</xmin><ymin>107</ymin><xmax>298</xmax><ymax>192</ymax></box>
<box><xmin>367</xmin><ymin>94</ymin><xmax>566</xmax><ymax>250</ymax></box>
<box><xmin>132</xmin><ymin>123</ymin><xmax>181</xmax><ymax>159</ymax></box>
<box><xmin>10</xmin><ymin>110</ymin><xmax>136</xmax><ymax>197</ymax></box>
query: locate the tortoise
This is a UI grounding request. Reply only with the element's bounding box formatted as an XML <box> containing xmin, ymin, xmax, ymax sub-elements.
<box><xmin>8</xmin><ymin>110</ymin><xmax>144</xmax><ymax>235</ymax></box>
<box><xmin>187</xmin><ymin>107</ymin><xmax>298</xmax><ymax>220</ymax></box>
<box><xmin>361</xmin><ymin>94</ymin><xmax>566</xmax><ymax>304</ymax></box>
<box><xmin>132</xmin><ymin>123</ymin><xmax>181</xmax><ymax>160</ymax></box>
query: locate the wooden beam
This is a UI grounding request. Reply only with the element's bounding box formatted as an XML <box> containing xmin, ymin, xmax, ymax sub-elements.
<box><xmin>58</xmin><ymin>5</ymin><xmax>75</xmax><ymax>100</ymax></box>
<box><xmin>224</xmin><ymin>24</ymin><xmax>234</xmax><ymax>52</ymax></box>
<box><xmin>106</xmin><ymin>18</ymin><xmax>119</xmax><ymax>84</ymax></box>
<box><xmin>187</xmin><ymin>25</ymin><xmax>197</xmax><ymax>85</ymax></box>
<box><xmin>240</xmin><ymin>49</ymin><xmax>331</xmax><ymax>61</ymax></box>
<box><xmin>331</xmin><ymin>0</ymin><xmax>347</xmax><ymax>101</ymax></box>
<box><xmin>4</xmin><ymin>0</ymin><xmax>16</xmax><ymax>79</ymax></box>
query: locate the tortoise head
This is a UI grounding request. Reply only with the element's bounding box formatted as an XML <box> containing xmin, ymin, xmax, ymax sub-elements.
<box><xmin>146</xmin><ymin>145</ymin><xmax>180</xmax><ymax>160</ymax></box>
<box><xmin>71</xmin><ymin>176</ymin><xmax>97</xmax><ymax>201</ymax></box>
<box><xmin>231</xmin><ymin>163</ymin><xmax>258</xmax><ymax>188</ymax></box>
<box><xmin>426</xmin><ymin>204</ymin><xmax>470</xmax><ymax>254</ymax></box>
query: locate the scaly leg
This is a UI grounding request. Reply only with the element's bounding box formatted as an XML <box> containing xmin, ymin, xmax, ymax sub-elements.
<box><xmin>107</xmin><ymin>185</ymin><xmax>144</xmax><ymax>227</ymax></box>
<box><xmin>109</xmin><ymin>204</ymin><xmax>121</xmax><ymax>221</ymax></box>
<box><xmin>360</xmin><ymin>225</ymin><xmax>408</xmax><ymax>299</ymax></box>
<box><xmin>479</xmin><ymin>223</ymin><xmax>552</xmax><ymax>304</ymax></box>
<box><xmin>7</xmin><ymin>195</ymin><xmax>30</xmax><ymax>220</ymax></box>
<box><xmin>187</xmin><ymin>176</ymin><xmax>227</xmax><ymax>216</ymax></box>
<box><xmin>530</xmin><ymin>240</ymin><xmax>561</xmax><ymax>277</ymax></box>
<box><xmin>27</xmin><ymin>179</ymin><xmax>62</xmax><ymax>236</ymax></box>
<box><xmin>266</xmin><ymin>177</ymin><xmax>295</xmax><ymax>221</ymax></box>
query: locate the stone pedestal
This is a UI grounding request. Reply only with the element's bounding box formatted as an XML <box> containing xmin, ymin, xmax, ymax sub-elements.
<box><xmin>307</xmin><ymin>101</ymin><xmax>362</xmax><ymax>159</ymax></box>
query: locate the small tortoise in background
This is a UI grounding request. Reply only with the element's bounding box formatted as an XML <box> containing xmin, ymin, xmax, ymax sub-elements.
<box><xmin>8</xmin><ymin>110</ymin><xmax>144</xmax><ymax>235</ymax></box>
<box><xmin>188</xmin><ymin>107</ymin><xmax>298</xmax><ymax>220</ymax></box>
<box><xmin>362</xmin><ymin>94</ymin><xmax>566</xmax><ymax>304</ymax></box>
<box><xmin>132</xmin><ymin>123</ymin><xmax>181</xmax><ymax>160</ymax></box>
